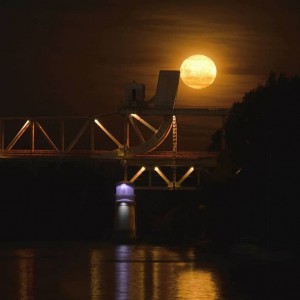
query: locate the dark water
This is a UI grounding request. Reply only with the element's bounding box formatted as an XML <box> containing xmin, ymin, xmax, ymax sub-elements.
<box><xmin>0</xmin><ymin>243</ymin><xmax>298</xmax><ymax>300</ymax></box>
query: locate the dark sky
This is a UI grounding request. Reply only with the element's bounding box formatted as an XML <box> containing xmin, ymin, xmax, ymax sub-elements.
<box><xmin>1</xmin><ymin>0</ymin><xmax>300</xmax><ymax>116</ymax></box>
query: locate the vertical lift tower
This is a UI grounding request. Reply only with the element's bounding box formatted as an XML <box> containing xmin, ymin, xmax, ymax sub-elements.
<box><xmin>113</xmin><ymin>70</ymin><xmax>181</xmax><ymax>242</ymax></box>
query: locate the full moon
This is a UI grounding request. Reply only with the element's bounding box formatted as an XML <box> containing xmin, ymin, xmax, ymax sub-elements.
<box><xmin>180</xmin><ymin>55</ymin><xmax>217</xmax><ymax>89</ymax></box>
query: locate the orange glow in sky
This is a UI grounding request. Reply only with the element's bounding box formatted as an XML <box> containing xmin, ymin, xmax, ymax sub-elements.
<box><xmin>0</xmin><ymin>1</ymin><xmax>299</xmax><ymax>115</ymax></box>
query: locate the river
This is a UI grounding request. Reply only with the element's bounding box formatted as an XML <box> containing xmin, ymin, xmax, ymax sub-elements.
<box><xmin>0</xmin><ymin>242</ymin><xmax>297</xmax><ymax>299</ymax></box>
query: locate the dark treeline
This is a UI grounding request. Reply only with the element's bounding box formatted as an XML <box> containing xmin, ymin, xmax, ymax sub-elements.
<box><xmin>208</xmin><ymin>73</ymin><xmax>300</xmax><ymax>253</ymax></box>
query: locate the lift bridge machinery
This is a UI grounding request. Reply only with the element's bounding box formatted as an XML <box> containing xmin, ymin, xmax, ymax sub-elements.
<box><xmin>0</xmin><ymin>70</ymin><xmax>230</xmax><ymax>241</ymax></box>
<box><xmin>0</xmin><ymin>71</ymin><xmax>229</xmax><ymax>190</ymax></box>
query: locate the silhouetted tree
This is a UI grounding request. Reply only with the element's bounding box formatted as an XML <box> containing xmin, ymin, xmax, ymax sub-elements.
<box><xmin>207</xmin><ymin>129</ymin><xmax>223</xmax><ymax>152</ymax></box>
<box><xmin>225</xmin><ymin>72</ymin><xmax>299</xmax><ymax>173</ymax></box>
<box><xmin>221</xmin><ymin>73</ymin><xmax>300</xmax><ymax>251</ymax></box>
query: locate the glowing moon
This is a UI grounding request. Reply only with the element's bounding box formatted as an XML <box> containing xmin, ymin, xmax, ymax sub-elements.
<box><xmin>180</xmin><ymin>55</ymin><xmax>217</xmax><ymax>89</ymax></box>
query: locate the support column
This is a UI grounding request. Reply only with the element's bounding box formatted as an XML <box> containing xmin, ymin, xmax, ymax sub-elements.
<box><xmin>113</xmin><ymin>181</ymin><xmax>136</xmax><ymax>243</ymax></box>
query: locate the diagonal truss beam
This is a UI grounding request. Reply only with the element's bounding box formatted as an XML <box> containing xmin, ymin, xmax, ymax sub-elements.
<box><xmin>6</xmin><ymin>120</ymin><xmax>31</xmax><ymax>151</ymax></box>
<box><xmin>149</xmin><ymin>166</ymin><xmax>195</xmax><ymax>189</ymax></box>
<box><xmin>176</xmin><ymin>167</ymin><xmax>194</xmax><ymax>187</ymax></box>
<box><xmin>94</xmin><ymin>118</ymin><xmax>122</xmax><ymax>148</ymax></box>
<box><xmin>66</xmin><ymin>119</ymin><xmax>91</xmax><ymax>152</ymax></box>
<box><xmin>130</xmin><ymin>114</ymin><xmax>157</xmax><ymax>133</ymax></box>
<box><xmin>35</xmin><ymin>121</ymin><xmax>60</xmax><ymax>152</ymax></box>
<box><xmin>129</xmin><ymin>166</ymin><xmax>146</xmax><ymax>183</ymax></box>
<box><xmin>154</xmin><ymin>166</ymin><xmax>172</xmax><ymax>187</ymax></box>
<box><xmin>128</xmin><ymin>115</ymin><xmax>145</xmax><ymax>143</ymax></box>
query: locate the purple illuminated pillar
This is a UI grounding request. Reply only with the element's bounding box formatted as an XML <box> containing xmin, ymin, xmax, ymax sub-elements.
<box><xmin>113</xmin><ymin>182</ymin><xmax>136</xmax><ymax>242</ymax></box>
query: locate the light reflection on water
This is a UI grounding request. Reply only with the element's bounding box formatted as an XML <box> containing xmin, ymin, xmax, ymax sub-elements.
<box><xmin>89</xmin><ymin>245</ymin><xmax>218</xmax><ymax>300</ymax></box>
<box><xmin>90</xmin><ymin>250</ymin><xmax>101</xmax><ymax>300</ymax></box>
<box><xmin>115</xmin><ymin>246</ymin><xmax>131</xmax><ymax>300</ymax></box>
<box><xmin>2</xmin><ymin>243</ymin><xmax>221</xmax><ymax>300</ymax></box>
<box><xmin>1</xmin><ymin>243</ymin><xmax>296</xmax><ymax>299</ymax></box>
<box><xmin>16</xmin><ymin>249</ymin><xmax>35</xmax><ymax>300</ymax></box>
<box><xmin>177</xmin><ymin>269</ymin><xmax>218</xmax><ymax>299</ymax></box>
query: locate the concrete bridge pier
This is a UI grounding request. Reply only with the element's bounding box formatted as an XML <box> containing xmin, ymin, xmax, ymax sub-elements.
<box><xmin>113</xmin><ymin>182</ymin><xmax>136</xmax><ymax>243</ymax></box>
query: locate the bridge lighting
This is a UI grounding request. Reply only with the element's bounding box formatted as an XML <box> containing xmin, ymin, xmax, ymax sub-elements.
<box><xmin>176</xmin><ymin>166</ymin><xmax>195</xmax><ymax>187</ymax></box>
<box><xmin>130</xmin><ymin>166</ymin><xmax>146</xmax><ymax>183</ymax></box>
<box><xmin>235</xmin><ymin>168</ymin><xmax>242</xmax><ymax>175</ymax></box>
<box><xmin>154</xmin><ymin>166</ymin><xmax>172</xmax><ymax>187</ymax></box>
<box><xmin>115</xmin><ymin>182</ymin><xmax>135</xmax><ymax>204</ymax></box>
<box><xmin>114</xmin><ymin>182</ymin><xmax>136</xmax><ymax>241</ymax></box>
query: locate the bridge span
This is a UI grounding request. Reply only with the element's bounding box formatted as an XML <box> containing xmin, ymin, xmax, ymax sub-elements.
<box><xmin>0</xmin><ymin>110</ymin><xmax>227</xmax><ymax>190</ymax></box>
<box><xmin>1</xmin><ymin>70</ymin><xmax>230</xmax><ymax>241</ymax></box>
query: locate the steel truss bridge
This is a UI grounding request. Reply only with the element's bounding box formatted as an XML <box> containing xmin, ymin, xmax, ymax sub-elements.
<box><xmin>0</xmin><ymin>71</ymin><xmax>230</xmax><ymax>190</ymax></box>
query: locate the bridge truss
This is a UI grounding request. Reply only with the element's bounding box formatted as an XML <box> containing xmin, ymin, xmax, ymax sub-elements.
<box><xmin>0</xmin><ymin>107</ymin><xmax>229</xmax><ymax>190</ymax></box>
<box><xmin>0</xmin><ymin>70</ymin><xmax>230</xmax><ymax>190</ymax></box>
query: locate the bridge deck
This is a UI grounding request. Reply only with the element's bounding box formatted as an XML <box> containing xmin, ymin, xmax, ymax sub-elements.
<box><xmin>0</xmin><ymin>150</ymin><xmax>218</xmax><ymax>166</ymax></box>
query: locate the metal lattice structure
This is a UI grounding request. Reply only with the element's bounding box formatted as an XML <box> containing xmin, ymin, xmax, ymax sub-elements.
<box><xmin>0</xmin><ymin>71</ymin><xmax>230</xmax><ymax>189</ymax></box>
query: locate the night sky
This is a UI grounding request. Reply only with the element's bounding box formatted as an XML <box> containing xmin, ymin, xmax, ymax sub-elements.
<box><xmin>0</xmin><ymin>1</ymin><xmax>299</xmax><ymax>250</ymax></box>
<box><xmin>1</xmin><ymin>0</ymin><xmax>300</xmax><ymax>117</ymax></box>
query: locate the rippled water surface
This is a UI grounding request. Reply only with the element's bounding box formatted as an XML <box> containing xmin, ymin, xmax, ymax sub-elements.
<box><xmin>0</xmin><ymin>243</ymin><xmax>297</xmax><ymax>299</ymax></box>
